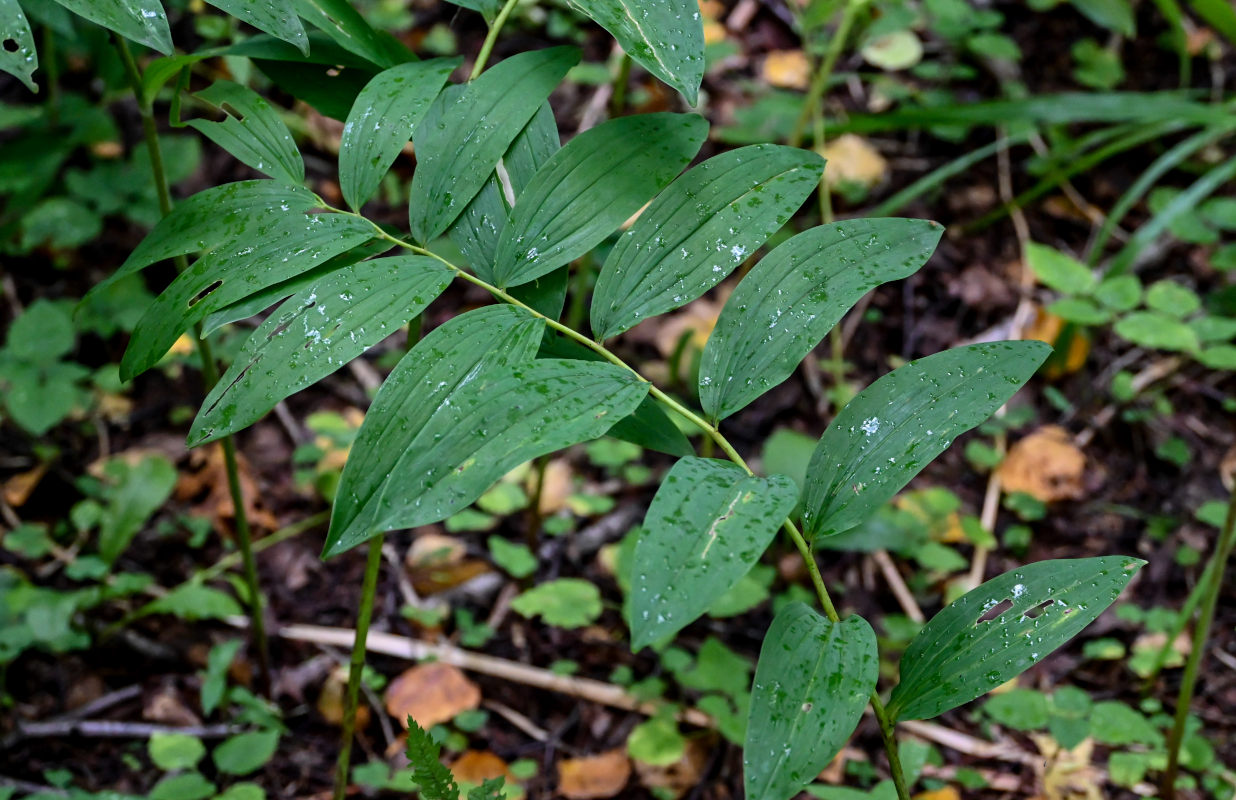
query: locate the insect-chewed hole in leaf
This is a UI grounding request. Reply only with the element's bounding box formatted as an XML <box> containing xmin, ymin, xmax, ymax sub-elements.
<box><xmin>2</xmin><ymin>39</ymin><xmax>18</xmax><ymax>53</ymax></box>
<box><xmin>976</xmin><ymin>598</ymin><xmax>1013</xmax><ymax>624</ymax></box>
<box><xmin>1021</xmin><ymin>599</ymin><xmax>1054</xmax><ymax>620</ymax></box>
<box><xmin>219</xmin><ymin>102</ymin><xmax>246</xmax><ymax>122</ymax></box>
<box><xmin>188</xmin><ymin>280</ymin><xmax>223</xmax><ymax>308</ymax></box>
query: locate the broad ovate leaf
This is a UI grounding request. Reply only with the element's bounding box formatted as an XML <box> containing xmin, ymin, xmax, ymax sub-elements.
<box><xmin>408</xmin><ymin>46</ymin><xmax>579</xmax><ymax>243</ymax></box>
<box><xmin>103</xmin><ymin>181</ymin><xmax>375</xmax><ymax>380</ymax></box>
<box><xmin>567</xmin><ymin>0</ymin><xmax>704</xmax><ymax>104</ymax></box>
<box><xmin>340</xmin><ymin>57</ymin><xmax>460</xmax><ymax>211</ymax></box>
<box><xmin>325</xmin><ymin>305</ymin><xmax>545</xmax><ymax>556</ymax></box>
<box><xmin>888</xmin><ymin>556</ymin><xmax>1145</xmax><ymax>721</ymax></box>
<box><xmin>51</xmin><ymin>0</ymin><xmax>172</xmax><ymax>54</ymax></box>
<box><xmin>801</xmin><ymin>341</ymin><xmax>1051</xmax><ymax>540</ymax></box>
<box><xmin>700</xmin><ymin>218</ymin><xmax>942</xmax><ymax>421</ymax></box>
<box><xmin>187</xmin><ymin>81</ymin><xmax>305</xmax><ymax>185</ymax></box>
<box><xmin>592</xmin><ymin>145</ymin><xmax>823</xmax><ymax>340</ymax></box>
<box><xmin>451</xmin><ymin>102</ymin><xmax>560</xmax><ymax>282</ymax></box>
<box><xmin>190</xmin><ymin>256</ymin><xmax>452</xmax><ymax>445</ymax></box>
<box><xmin>745</xmin><ymin>605</ymin><xmax>877</xmax><ymax>800</ymax></box>
<box><xmin>369</xmin><ymin>359</ymin><xmax>648</xmax><ymax>539</ymax></box>
<box><xmin>1</xmin><ymin>0</ymin><xmax>37</xmax><ymax>92</ymax></box>
<box><xmin>493</xmin><ymin>113</ymin><xmax>706</xmax><ymax>288</ymax></box>
<box><xmin>630</xmin><ymin>457</ymin><xmax>796</xmax><ymax>649</ymax></box>
<box><xmin>205</xmin><ymin>0</ymin><xmax>308</xmax><ymax>53</ymax></box>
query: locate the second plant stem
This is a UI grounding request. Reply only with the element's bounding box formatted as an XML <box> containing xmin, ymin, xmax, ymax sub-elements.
<box><xmin>114</xmin><ymin>36</ymin><xmax>271</xmax><ymax>696</ymax></box>
<box><xmin>332</xmin><ymin>538</ymin><xmax>384</xmax><ymax>800</ymax></box>
<box><xmin>348</xmin><ymin>215</ymin><xmax>913</xmax><ymax>800</ymax></box>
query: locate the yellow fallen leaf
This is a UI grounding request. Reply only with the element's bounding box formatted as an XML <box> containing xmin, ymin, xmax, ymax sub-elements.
<box><xmin>1024</xmin><ymin>306</ymin><xmax>1089</xmax><ymax>377</ymax></box>
<box><xmin>913</xmin><ymin>787</ymin><xmax>960</xmax><ymax>800</ymax></box>
<box><xmin>558</xmin><ymin>750</ymin><xmax>632</xmax><ymax>799</ymax></box>
<box><xmin>820</xmin><ymin>134</ymin><xmax>888</xmax><ymax>190</ymax></box>
<box><xmin>762</xmin><ymin>50</ymin><xmax>810</xmax><ymax>89</ymax></box>
<box><xmin>997</xmin><ymin>426</ymin><xmax>1086</xmax><ymax>503</ymax></box>
<box><xmin>385</xmin><ymin>662</ymin><xmax>481</xmax><ymax>729</ymax></box>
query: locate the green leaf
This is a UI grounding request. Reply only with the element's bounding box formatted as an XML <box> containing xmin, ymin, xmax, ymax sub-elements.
<box><xmin>149</xmin><ymin>733</ymin><xmax>206</xmax><ymax>771</ymax></box>
<box><xmin>801</xmin><ymin>342</ymin><xmax>1051</xmax><ymax>540</ymax></box>
<box><xmin>1047</xmin><ymin>297</ymin><xmax>1111</xmax><ymax>325</ymax></box>
<box><xmin>982</xmin><ymin>689</ymin><xmax>1049</xmax><ymax>730</ymax></box>
<box><xmin>147</xmin><ymin>584</ymin><xmax>243</xmax><ymax>621</ymax></box>
<box><xmin>451</xmin><ymin>102</ymin><xmax>560</xmax><ymax>282</ymax></box>
<box><xmin>405</xmin><ymin>717</ymin><xmax>458</xmax><ymax>800</ymax></box>
<box><xmin>0</xmin><ymin>361</ymin><xmax>87</xmax><ymax>435</ymax></box>
<box><xmin>408</xmin><ymin>46</ymin><xmax>579</xmax><ymax>243</ymax></box>
<box><xmin>51</xmin><ymin>0</ymin><xmax>172</xmax><ymax>54</ymax></box>
<box><xmin>214</xmin><ymin>783</ymin><xmax>266</xmax><ymax>800</ymax></box>
<box><xmin>186</xmin><ymin>81</ymin><xmax>305</xmax><ymax>185</ymax></box>
<box><xmin>293</xmin><ymin>0</ymin><xmax>411</xmax><ymax>68</ymax></box>
<box><xmin>1188</xmin><ymin>0</ymin><xmax>1236</xmax><ymax>44</ymax></box>
<box><xmin>1092</xmin><ymin>274</ymin><xmax>1141</xmax><ymax>311</ymax></box>
<box><xmin>700</xmin><ymin>218</ymin><xmax>941</xmax><ymax>420</ymax></box>
<box><xmin>1070</xmin><ymin>0</ymin><xmax>1135</xmax><ymax>35</ymax></box>
<box><xmin>6</xmin><ymin>299</ymin><xmax>74</xmax><ymax>363</ymax></box>
<box><xmin>149</xmin><ymin>772</ymin><xmax>216</xmax><ymax>800</ymax></box>
<box><xmin>1144</xmin><ymin>280</ymin><xmax>1201</xmax><ymax>318</ymax></box>
<box><xmin>367</xmin><ymin>359</ymin><xmax>649</xmax><ymax>540</ymax></box>
<box><xmin>627</xmin><ymin>713</ymin><xmax>686</xmax><ymax>766</ymax></box>
<box><xmin>629</xmin><ymin>457</ymin><xmax>796</xmax><ymax>649</ymax></box>
<box><xmin>568</xmin><ymin>0</ymin><xmax>705</xmax><ymax>104</ymax></box>
<box><xmin>324</xmin><ymin>305</ymin><xmax>544</xmax><ymax>556</ymax></box>
<box><xmin>887</xmin><ymin>556</ymin><xmax>1145</xmax><ymax>722</ymax></box>
<box><xmin>204</xmin><ymin>0</ymin><xmax>307</xmax><ymax>53</ymax></box>
<box><xmin>340</xmin><ymin>58</ymin><xmax>460</xmax><ymax>211</ymax></box>
<box><xmin>98</xmin><ymin>181</ymin><xmax>375</xmax><ymax>381</ymax></box>
<box><xmin>488</xmin><ymin>536</ymin><xmax>537</xmax><ymax>578</ymax></box>
<box><xmin>189</xmin><ymin>256</ymin><xmax>452</xmax><ymax>445</ymax></box>
<box><xmin>0</xmin><ymin>0</ymin><xmax>37</xmax><ymax>92</ymax></box>
<box><xmin>97</xmin><ymin>454</ymin><xmax>178</xmax><ymax>565</ymax></box>
<box><xmin>592</xmin><ymin>144</ymin><xmax>824</xmax><ymax>340</ymax></box>
<box><xmin>201</xmin><ymin>639</ymin><xmax>242</xmax><ymax>715</ymax></box>
<box><xmin>511</xmin><ymin>578</ymin><xmax>602</xmax><ymax>628</ymax></box>
<box><xmin>212</xmin><ymin>730</ymin><xmax>280</xmax><ymax>775</ymax></box>
<box><xmin>493</xmin><ymin>113</ymin><xmax>707</xmax><ymax>288</ymax></box>
<box><xmin>744</xmin><ymin>605</ymin><xmax>877</xmax><ymax>800</ymax></box>
<box><xmin>1090</xmin><ymin>700</ymin><xmax>1163</xmax><ymax>746</ymax></box>
<box><xmin>1024</xmin><ymin>242</ymin><xmax>1096</xmax><ymax>295</ymax></box>
<box><xmin>1114</xmin><ymin>311</ymin><xmax>1200</xmax><ymax>352</ymax></box>
<box><xmin>1198</xmin><ymin>344</ymin><xmax>1236</xmax><ymax>369</ymax></box>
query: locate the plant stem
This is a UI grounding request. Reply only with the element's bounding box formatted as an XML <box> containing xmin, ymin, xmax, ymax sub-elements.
<box><xmin>337</xmin><ymin>212</ymin><xmax>912</xmax><ymax>800</ymax></box>
<box><xmin>610</xmin><ymin>52</ymin><xmax>632</xmax><ymax>117</ymax></box>
<box><xmin>470</xmin><ymin>0</ymin><xmax>523</xmax><ymax>80</ymax></box>
<box><xmin>787</xmin><ymin>0</ymin><xmax>864</xmax><ymax>149</ymax></box>
<box><xmin>332</xmin><ymin>538</ymin><xmax>384</xmax><ymax>800</ymax></box>
<box><xmin>114</xmin><ymin>35</ymin><xmax>272</xmax><ymax>697</ymax></box>
<box><xmin>1163</xmin><ymin>485</ymin><xmax>1236</xmax><ymax>800</ymax></box>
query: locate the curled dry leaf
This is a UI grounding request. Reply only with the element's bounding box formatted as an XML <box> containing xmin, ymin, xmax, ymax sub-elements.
<box><xmin>1220</xmin><ymin>443</ymin><xmax>1236</xmax><ymax>491</ymax></box>
<box><xmin>535</xmin><ymin>459</ymin><xmax>573</xmax><ymax>514</ymax></box>
<box><xmin>996</xmin><ymin>425</ymin><xmax>1087</xmax><ymax>503</ymax></box>
<box><xmin>558</xmin><ymin>749</ymin><xmax>632</xmax><ymax>799</ymax></box>
<box><xmin>761</xmin><ymin>50</ymin><xmax>810</xmax><ymax>89</ymax></box>
<box><xmin>1031</xmin><ymin>733</ymin><xmax>1102</xmax><ymax>800</ymax></box>
<box><xmin>450</xmin><ymin>750</ymin><xmax>516</xmax><ymax>786</ymax></box>
<box><xmin>1024</xmin><ymin>307</ymin><xmax>1089</xmax><ymax>378</ymax></box>
<box><xmin>384</xmin><ymin>662</ymin><xmax>481</xmax><ymax>729</ymax></box>
<box><xmin>819</xmin><ymin>134</ymin><xmax>888</xmax><ymax>191</ymax></box>
<box><xmin>175</xmin><ymin>444</ymin><xmax>278</xmax><ymax>535</ymax></box>
<box><xmin>318</xmin><ymin>666</ymin><xmax>370</xmax><ymax>730</ymax></box>
<box><xmin>3</xmin><ymin>462</ymin><xmax>47</xmax><ymax>507</ymax></box>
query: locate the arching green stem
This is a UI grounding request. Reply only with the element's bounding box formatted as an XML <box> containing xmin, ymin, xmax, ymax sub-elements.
<box><xmin>470</xmin><ymin>0</ymin><xmax>524</xmax><ymax>80</ymax></box>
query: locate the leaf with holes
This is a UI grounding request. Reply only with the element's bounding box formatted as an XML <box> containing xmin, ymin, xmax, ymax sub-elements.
<box><xmin>1</xmin><ymin>0</ymin><xmax>37</xmax><ymax>92</ymax></box>
<box><xmin>91</xmin><ymin>180</ymin><xmax>375</xmax><ymax>381</ymax></box>
<box><xmin>493</xmin><ymin>113</ymin><xmax>707</xmax><ymax>288</ymax></box>
<box><xmin>204</xmin><ymin>0</ymin><xmax>308</xmax><ymax>53</ymax></box>
<box><xmin>190</xmin><ymin>256</ymin><xmax>452</xmax><ymax>445</ymax></box>
<box><xmin>591</xmin><ymin>145</ymin><xmax>823</xmax><ymax>340</ymax></box>
<box><xmin>888</xmin><ymin>556</ymin><xmax>1145</xmax><ymax>721</ymax></box>
<box><xmin>325</xmin><ymin>305</ymin><xmax>545</xmax><ymax>556</ymax></box>
<box><xmin>340</xmin><ymin>57</ymin><xmax>460</xmax><ymax>211</ymax></box>
<box><xmin>630</xmin><ymin>457</ymin><xmax>796</xmax><ymax>649</ymax></box>
<box><xmin>744</xmin><ymin>605</ymin><xmax>878</xmax><ymax>800</ymax></box>
<box><xmin>567</xmin><ymin>0</ymin><xmax>705</xmax><ymax>104</ymax></box>
<box><xmin>408</xmin><ymin>46</ymin><xmax>579</xmax><ymax>243</ymax></box>
<box><xmin>186</xmin><ymin>81</ymin><xmax>305</xmax><ymax>185</ymax></box>
<box><xmin>700</xmin><ymin>218</ymin><xmax>942</xmax><ymax>421</ymax></box>
<box><xmin>801</xmin><ymin>341</ymin><xmax>1051</xmax><ymax>540</ymax></box>
<box><xmin>451</xmin><ymin>102</ymin><xmax>560</xmax><ymax>282</ymax></box>
<box><xmin>51</xmin><ymin>0</ymin><xmax>172</xmax><ymax>54</ymax></box>
<box><xmin>367</xmin><ymin>359</ymin><xmax>648</xmax><ymax>544</ymax></box>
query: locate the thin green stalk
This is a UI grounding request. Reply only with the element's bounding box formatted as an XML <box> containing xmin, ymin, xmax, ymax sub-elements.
<box><xmin>1163</xmin><ymin>485</ymin><xmax>1236</xmax><ymax>800</ymax></box>
<box><xmin>1141</xmin><ymin>554</ymin><xmax>1216</xmax><ymax>691</ymax></box>
<box><xmin>114</xmin><ymin>35</ymin><xmax>272</xmax><ymax>696</ymax></box>
<box><xmin>788</xmin><ymin>0</ymin><xmax>865</xmax><ymax>149</ymax></box>
<box><xmin>334</xmin><ymin>208</ymin><xmax>918</xmax><ymax>798</ymax></box>
<box><xmin>610</xmin><ymin>52</ymin><xmax>632</xmax><ymax>117</ymax></box>
<box><xmin>470</xmin><ymin>0</ymin><xmax>523</xmax><ymax>80</ymax></box>
<box><xmin>333</xmin><ymin>538</ymin><xmax>384</xmax><ymax>800</ymax></box>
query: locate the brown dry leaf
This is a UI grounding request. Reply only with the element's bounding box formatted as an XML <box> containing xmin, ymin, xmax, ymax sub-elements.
<box><xmin>407</xmin><ymin>532</ymin><xmax>467</xmax><ymax>569</ymax></box>
<box><xmin>144</xmin><ymin>684</ymin><xmax>201</xmax><ymax>727</ymax></box>
<box><xmin>633</xmin><ymin>735</ymin><xmax>711</xmax><ymax>800</ymax></box>
<box><xmin>1220</xmin><ymin>443</ymin><xmax>1236</xmax><ymax>491</ymax></box>
<box><xmin>1031</xmin><ymin>734</ymin><xmax>1102</xmax><ymax>800</ymax></box>
<box><xmin>558</xmin><ymin>749</ymin><xmax>632</xmax><ymax>799</ymax></box>
<box><xmin>451</xmin><ymin>750</ymin><xmax>515</xmax><ymax>786</ymax></box>
<box><xmin>762</xmin><ymin>50</ymin><xmax>810</xmax><ymax>89</ymax></box>
<box><xmin>406</xmin><ymin>533</ymin><xmax>491</xmax><ymax>595</ymax></box>
<box><xmin>914</xmin><ymin>787</ymin><xmax>961</xmax><ymax>800</ymax></box>
<box><xmin>385</xmin><ymin>662</ymin><xmax>481</xmax><ymax>729</ymax></box>
<box><xmin>3</xmin><ymin>462</ymin><xmax>48</xmax><ymax>507</ymax></box>
<box><xmin>318</xmin><ymin>665</ymin><xmax>371</xmax><ymax>729</ymax></box>
<box><xmin>997</xmin><ymin>426</ymin><xmax>1086</xmax><ymax>503</ymax></box>
<box><xmin>820</xmin><ymin>134</ymin><xmax>888</xmax><ymax>191</ymax></box>
<box><xmin>96</xmin><ymin>390</ymin><xmax>134</xmax><ymax>423</ymax></box>
<box><xmin>699</xmin><ymin>0</ymin><xmax>727</xmax><ymax>44</ymax></box>
<box><xmin>90</xmin><ymin>140</ymin><xmax>124</xmax><ymax>159</ymax></box>
<box><xmin>536</xmin><ymin>459</ymin><xmax>573</xmax><ymax>514</ymax></box>
<box><xmin>175</xmin><ymin>444</ymin><xmax>278</xmax><ymax>535</ymax></box>
<box><xmin>1024</xmin><ymin>307</ymin><xmax>1089</xmax><ymax>377</ymax></box>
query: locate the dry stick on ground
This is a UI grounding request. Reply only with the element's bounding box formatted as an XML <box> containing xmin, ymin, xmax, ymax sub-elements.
<box><xmin>871</xmin><ymin>549</ymin><xmax>924</xmax><ymax>623</ymax></box>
